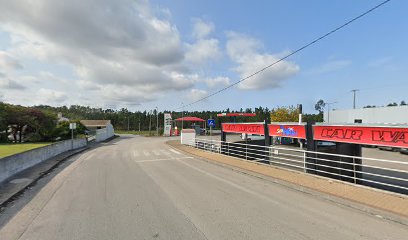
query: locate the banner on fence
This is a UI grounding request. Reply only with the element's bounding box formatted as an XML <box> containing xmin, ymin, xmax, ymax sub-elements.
<box><xmin>222</xmin><ymin>123</ymin><xmax>265</xmax><ymax>135</ymax></box>
<box><xmin>268</xmin><ymin>124</ymin><xmax>306</xmax><ymax>139</ymax></box>
<box><xmin>313</xmin><ymin>125</ymin><xmax>408</xmax><ymax>148</ymax></box>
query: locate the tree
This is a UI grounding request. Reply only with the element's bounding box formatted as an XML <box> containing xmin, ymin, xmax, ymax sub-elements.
<box><xmin>0</xmin><ymin>102</ymin><xmax>8</xmax><ymax>142</ymax></box>
<box><xmin>387</xmin><ymin>102</ymin><xmax>398</xmax><ymax>107</ymax></box>
<box><xmin>401</xmin><ymin>100</ymin><xmax>407</xmax><ymax>106</ymax></box>
<box><xmin>270</xmin><ymin>106</ymin><xmax>299</xmax><ymax>122</ymax></box>
<box><xmin>315</xmin><ymin>99</ymin><xmax>326</xmax><ymax>113</ymax></box>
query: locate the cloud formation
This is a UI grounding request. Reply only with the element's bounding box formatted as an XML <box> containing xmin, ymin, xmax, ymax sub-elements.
<box><xmin>226</xmin><ymin>32</ymin><xmax>299</xmax><ymax>90</ymax></box>
<box><xmin>185</xmin><ymin>19</ymin><xmax>221</xmax><ymax>64</ymax></box>
<box><xmin>0</xmin><ymin>0</ymin><xmax>194</xmax><ymax>105</ymax></box>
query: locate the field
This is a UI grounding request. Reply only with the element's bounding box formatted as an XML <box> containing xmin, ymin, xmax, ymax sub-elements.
<box><xmin>0</xmin><ymin>143</ymin><xmax>52</xmax><ymax>158</ymax></box>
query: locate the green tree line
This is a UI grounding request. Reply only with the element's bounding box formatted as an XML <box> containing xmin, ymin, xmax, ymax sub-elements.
<box><xmin>1</xmin><ymin>102</ymin><xmax>324</xmax><ymax>142</ymax></box>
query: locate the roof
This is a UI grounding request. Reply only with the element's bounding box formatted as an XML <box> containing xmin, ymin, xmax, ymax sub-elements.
<box><xmin>80</xmin><ymin>120</ymin><xmax>111</xmax><ymax>127</ymax></box>
<box><xmin>217</xmin><ymin>113</ymin><xmax>256</xmax><ymax>117</ymax></box>
<box><xmin>175</xmin><ymin>117</ymin><xmax>205</xmax><ymax>122</ymax></box>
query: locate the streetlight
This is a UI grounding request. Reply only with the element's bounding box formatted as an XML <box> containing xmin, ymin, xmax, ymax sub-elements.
<box><xmin>326</xmin><ymin>102</ymin><xmax>338</xmax><ymax>123</ymax></box>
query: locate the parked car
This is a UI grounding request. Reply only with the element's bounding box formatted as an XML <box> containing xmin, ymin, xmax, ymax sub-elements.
<box><xmin>378</xmin><ymin>146</ymin><xmax>399</xmax><ymax>152</ymax></box>
<box><xmin>400</xmin><ymin>148</ymin><xmax>408</xmax><ymax>155</ymax></box>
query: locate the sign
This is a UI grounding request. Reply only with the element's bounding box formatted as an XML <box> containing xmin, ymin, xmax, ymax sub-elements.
<box><xmin>207</xmin><ymin>119</ymin><xmax>216</xmax><ymax>128</ymax></box>
<box><xmin>69</xmin><ymin>123</ymin><xmax>77</xmax><ymax>130</ymax></box>
<box><xmin>163</xmin><ymin>113</ymin><xmax>172</xmax><ymax>136</ymax></box>
<box><xmin>222</xmin><ymin>123</ymin><xmax>265</xmax><ymax>135</ymax></box>
<box><xmin>268</xmin><ymin>124</ymin><xmax>306</xmax><ymax>139</ymax></box>
<box><xmin>313</xmin><ymin>125</ymin><xmax>408</xmax><ymax>148</ymax></box>
<box><xmin>217</xmin><ymin>113</ymin><xmax>256</xmax><ymax>117</ymax></box>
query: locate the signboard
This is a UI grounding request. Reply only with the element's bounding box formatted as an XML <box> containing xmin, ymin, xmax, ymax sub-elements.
<box><xmin>222</xmin><ymin>123</ymin><xmax>265</xmax><ymax>135</ymax></box>
<box><xmin>163</xmin><ymin>113</ymin><xmax>172</xmax><ymax>136</ymax></box>
<box><xmin>207</xmin><ymin>119</ymin><xmax>215</xmax><ymax>128</ymax></box>
<box><xmin>268</xmin><ymin>124</ymin><xmax>306</xmax><ymax>139</ymax></box>
<box><xmin>69</xmin><ymin>123</ymin><xmax>77</xmax><ymax>130</ymax></box>
<box><xmin>217</xmin><ymin>113</ymin><xmax>256</xmax><ymax>117</ymax></box>
<box><xmin>313</xmin><ymin>125</ymin><xmax>408</xmax><ymax>148</ymax></box>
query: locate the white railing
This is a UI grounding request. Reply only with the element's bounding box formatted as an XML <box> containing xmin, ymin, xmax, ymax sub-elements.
<box><xmin>189</xmin><ymin>138</ymin><xmax>408</xmax><ymax>195</ymax></box>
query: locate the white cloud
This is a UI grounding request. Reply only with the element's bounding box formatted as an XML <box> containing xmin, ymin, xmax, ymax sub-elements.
<box><xmin>305</xmin><ymin>60</ymin><xmax>351</xmax><ymax>75</ymax></box>
<box><xmin>205</xmin><ymin>76</ymin><xmax>230</xmax><ymax>88</ymax></box>
<box><xmin>0</xmin><ymin>51</ymin><xmax>23</xmax><ymax>71</ymax></box>
<box><xmin>36</xmin><ymin>88</ymin><xmax>67</xmax><ymax>104</ymax></box>
<box><xmin>192</xmin><ymin>19</ymin><xmax>214</xmax><ymax>39</ymax></box>
<box><xmin>0</xmin><ymin>78</ymin><xmax>25</xmax><ymax>89</ymax></box>
<box><xmin>185</xmin><ymin>39</ymin><xmax>221</xmax><ymax>64</ymax></box>
<box><xmin>226</xmin><ymin>32</ymin><xmax>299</xmax><ymax>90</ymax></box>
<box><xmin>0</xmin><ymin>0</ymin><xmax>195</xmax><ymax>105</ymax></box>
<box><xmin>367</xmin><ymin>56</ymin><xmax>392</xmax><ymax>68</ymax></box>
<box><xmin>185</xmin><ymin>19</ymin><xmax>221</xmax><ymax>64</ymax></box>
<box><xmin>186</xmin><ymin>88</ymin><xmax>208</xmax><ymax>102</ymax></box>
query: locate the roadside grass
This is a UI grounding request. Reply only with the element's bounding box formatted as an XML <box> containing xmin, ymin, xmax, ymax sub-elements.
<box><xmin>115</xmin><ymin>130</ymin><xmax>160</xmax><ymax>136</ymax></box>
<box><xmin>0</xmin><ymin>142</ymin><xmax>53</xmax><ymax>158</ymax></box>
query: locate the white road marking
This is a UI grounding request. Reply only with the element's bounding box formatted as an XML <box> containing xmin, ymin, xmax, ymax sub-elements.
<box><xmin>169</xmin><ymin>149</ymin><xmax>181</xmax><ymax>155</ymax></box>
<box><xmin>133</xmin><ymin>151</ymin><xmax>139</xmax><ymax>157</ymax></box>
<box><xmin>160</xmin><ymin>150</ymin><xmax>171</xmax><ymax>155</ymax></box>
<box><xmin>143</xmin><ymin>151</ymin><xmax>151</xmax><ymax>156</ymax></box>
<box><xmin>152</xmin><ymin>150</ymin><xmax>161</xmax><ymax>156</ymax></box>
<box><xmin>135</xmin><ymin>156</ymin><xmax>193</xmax><ymax>163</ymax></box>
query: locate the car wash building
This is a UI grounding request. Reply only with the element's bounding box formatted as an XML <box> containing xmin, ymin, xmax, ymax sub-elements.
<box><xmin>325</xmin><ymin>105</ymin><xmax>408</xmax><ymax>124</ymax></box>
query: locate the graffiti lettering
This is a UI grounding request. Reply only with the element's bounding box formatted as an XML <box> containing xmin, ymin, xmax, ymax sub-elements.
<box><xmin>320</xmin><ymin>128</ymin><xmax>363</xmax><ymax>140</ymax></box>
<box><xmin>372</xmin><ymin>131</ymin><xmax>408</xmax><ymax>144</ymax></box>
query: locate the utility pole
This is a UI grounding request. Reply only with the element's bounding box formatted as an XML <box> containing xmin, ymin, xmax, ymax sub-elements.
<box><xmin>127</xmin><ymin>115</ymin><xmax>130</xmax><ymax>131</ymax></box>
<box><xmin>326</xmin><ymin>102</ymin><xmax>338</xmax><ymax>123</ymax></box>
<box><xmin>182</xmin><ymin>104</ymin><xmax>184</xmax><ymax>130</ymax></box>
<box><xmin>149</xmin><ymin>110</ymin><xmax>152</xmax><ymax>136</ymax></box>
<box><xmin>156</xmin><ymin>107</ymin><xmax>159</xmax><ymax>136</ymax></box>
<box><xmin>351</xmin><ymin>89</ymin><xmax>359</xmax><ymax>109</ymax></box>
<box><xmin>138</xmin><ymin>115</ymin><xmax>141</xmax><ymax>132</ymax></box>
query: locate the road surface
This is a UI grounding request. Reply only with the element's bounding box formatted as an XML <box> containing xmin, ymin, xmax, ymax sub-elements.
<box><xmin>0</xmin><ymin>135</ymin><xmax>407</xmax><ymax>239</ymax></box>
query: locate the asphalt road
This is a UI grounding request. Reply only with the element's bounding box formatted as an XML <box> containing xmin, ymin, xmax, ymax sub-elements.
<box><xmin>0</xmin><ymin>135</ymin><xmax>407</xmax><ymax>240</ymax></box>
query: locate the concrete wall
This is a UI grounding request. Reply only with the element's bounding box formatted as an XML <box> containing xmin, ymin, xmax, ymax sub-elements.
<box><xmin>324</xmin><ymin>105</ymin><xmax>408</xmax><ymax>124</ymax></box>
<box><xmin>0</xmin><ymin>138</ymin><xmax>87</xmax><ymax>183</ymax></box>
<box><xmin>95</xmin><ymin>123</ymin><xmax>115</xmax><ymax>142</ymax></box>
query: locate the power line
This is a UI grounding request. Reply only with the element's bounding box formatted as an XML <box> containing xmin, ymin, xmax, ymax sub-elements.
<box><xmin>175</xmin><ymin>0</ymin><xmax>392</xmax><ymax>110</ymax></box>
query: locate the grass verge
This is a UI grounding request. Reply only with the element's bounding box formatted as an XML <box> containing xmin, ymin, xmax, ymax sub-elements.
<box><xmin>0</xmin><ymin>143</ymin><xmax>52</xmax><ymax>158</ymax></box>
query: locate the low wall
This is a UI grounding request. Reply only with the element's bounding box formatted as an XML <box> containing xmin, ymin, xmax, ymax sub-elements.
<box><xmin>0</xmin><ymin>138</ymin><xmax>87</xmax><ymax>183</ymax></box>
<box><xmin>95</xmin><ymin>124</ymin><xmax>115</xmax><ymax>142</ymax></box>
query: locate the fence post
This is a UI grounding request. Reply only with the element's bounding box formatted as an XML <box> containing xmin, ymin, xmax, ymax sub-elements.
<box><xmin>264</xmin><ymin>120</ymin><xmax>270</xmax><ymax>161</ymax></box>
<box><xmin>246</xmin><ymin>143</ymin><xmax>248</xmax><ymax>160</ymax></box>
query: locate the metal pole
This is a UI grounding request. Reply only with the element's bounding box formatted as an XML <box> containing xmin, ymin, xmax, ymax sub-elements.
<box><xmin>351</xmin><ymin>89</ymin><xmax>359</xmax><ymax>109</ymax></box>
<box><xmin>149</xmin><ymin>110</ymin><xmax>152</xmax><ymax>135</ymax></box>
<box><xmin>127</xmin><ymin>116</ymin><xmax>130</xmax><ymax>131</ymax></box>
<box><xmin>71</xmin><ymin>128</ymin><xmax>74</xmax><ymax>150</ymax></box>
<box><xmin>138</xmin><ymin>117</ymin><xmax>141</xmax><ymax>132</ymax></box>
<box><xmin>156</xmin><ymin>107</ymin><xmax>159</xmax><ymax>136</ymax></box>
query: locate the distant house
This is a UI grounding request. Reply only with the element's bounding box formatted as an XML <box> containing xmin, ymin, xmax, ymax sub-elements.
<box><xmin>80</xmin><ymin>120</ymin><xmax>115</xmax><ymax>141</ymax></box>
<box><xmin>57</xmin><ymin>112</ymin><xmax>69</xmax><ymax>123</ymax></box>
<box><xmin>80</xmin><ymin>120</ymin><xmax>112</xmax><ymax>130</ymax></box>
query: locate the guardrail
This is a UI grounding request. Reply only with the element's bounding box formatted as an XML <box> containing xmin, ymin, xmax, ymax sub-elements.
<box><xmin>189</xmin><ymin>138</ymin><xmax>408</xmax><ymax>195</ymax></box>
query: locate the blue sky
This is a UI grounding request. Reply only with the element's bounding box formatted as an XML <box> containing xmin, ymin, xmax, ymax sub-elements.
<box><xmin>0</xmin><ymin>0</ymin><xmax>406</xmax><ymax>113</ymax></box>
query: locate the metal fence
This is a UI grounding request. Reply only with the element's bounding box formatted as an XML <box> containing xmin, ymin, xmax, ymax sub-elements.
<box><xmin>190</xmin><ymin>138</ymin><xmax>408</xmax><ymax>195</ymax></box>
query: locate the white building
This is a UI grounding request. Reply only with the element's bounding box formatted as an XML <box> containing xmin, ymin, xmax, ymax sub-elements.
<box><xmin>324</xmin><ymin>105</ymin><xmax>408</xmax><ymax>124</ymax></box>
